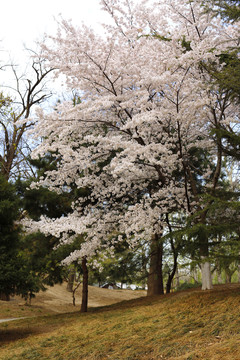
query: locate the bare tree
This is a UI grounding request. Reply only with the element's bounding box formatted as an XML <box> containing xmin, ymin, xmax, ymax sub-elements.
<box><xmin>0</xmin><ymin>50</ymin><xmax>53</xmax><ymax>180</ymax></box>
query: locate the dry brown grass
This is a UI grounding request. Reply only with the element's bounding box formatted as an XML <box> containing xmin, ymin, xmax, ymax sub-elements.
<box><xmin>0</xmin><ymin>283</ymin><xmax>147</xmax><ymax>318</ymax></box>
<box><xmin>0</xmin><ymin>283</ymin><xmax>239</xmax><ymax>360</ymax></box>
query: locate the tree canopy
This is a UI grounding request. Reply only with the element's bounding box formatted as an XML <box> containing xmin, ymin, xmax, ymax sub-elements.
<box><xmin>21</xmin><ymin>0</ymin><xmax>239</xmax><ymax>295</ymax></box>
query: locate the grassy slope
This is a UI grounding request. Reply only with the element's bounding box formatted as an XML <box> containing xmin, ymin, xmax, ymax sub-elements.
<box><xmin>0</xmin><ymin>284</ymin><xmax>147</xmax><ymax>318</ymax></box>
<box><xmin>0</xmin><ymin>284</ymin><xmax>240</xmax><ymax>360</ymax></box>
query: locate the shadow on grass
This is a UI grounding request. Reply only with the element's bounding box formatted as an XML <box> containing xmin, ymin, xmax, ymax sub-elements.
<box><xmin>0</xmin><ymin>314</ymin><xmax>69</xmax><ymax>346</ymax></box>
<box><xmin>0</xmin><ymin>327</ymin><xmax>39</xmax><ymax>345</ymax></box>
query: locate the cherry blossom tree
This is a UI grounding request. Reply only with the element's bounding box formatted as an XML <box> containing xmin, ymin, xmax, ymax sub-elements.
<box><xmin>24</xmin><ymin>0</ymin><xmax>239</xmax><ymax>297</ymax></box>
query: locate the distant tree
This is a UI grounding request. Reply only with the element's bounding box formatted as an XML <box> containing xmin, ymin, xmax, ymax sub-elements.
<box><xmin>0</xmin><ymin>54</ymin><xmax>52</xmax><ymax>181</ymax></box>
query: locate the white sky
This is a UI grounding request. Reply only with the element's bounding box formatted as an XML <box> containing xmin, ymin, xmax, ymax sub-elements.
<box><xmin>0</xmin><ymin>0</ymin><xmax>112</xmax><ymax>99</ymax></box>
<box><xmin>0</xmin><ymin>0</ymin><xmax>109</xmax><ymax>63</ymax></box>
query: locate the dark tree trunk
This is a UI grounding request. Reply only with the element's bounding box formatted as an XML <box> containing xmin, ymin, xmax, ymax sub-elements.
<box><xmin>81</xmin><ymin>256</ymin><xmax>88</xmax><ymax>313</ymax></box>
<box><xmin>147</xmin><ymin>234</ymin><xmax>164</xmax><ymax>296</ymax></box>
<box><xmin>165</xmin><ymin>214</ymin><xmax>178</xmax><ymax>294</ymax></box>
<box><xmin>0</xmin><ymin>293</ymin><xmax>10</xmax><ymax>301</ymax></box>
<box><xmin>166</xmin><ymin>242</ymin><xmax>178</xmax><ymax>294</ymax></box>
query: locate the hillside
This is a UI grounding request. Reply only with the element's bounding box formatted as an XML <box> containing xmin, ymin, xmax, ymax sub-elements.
<box><xmin>0</xmin><ymin>284</ymin><xmax>240</xmax><ymax>359</ymax></box>
<box><xmin>0</xmin><ymin>283</ymin><xmax>147</xmax><ymax>319</ymax></box>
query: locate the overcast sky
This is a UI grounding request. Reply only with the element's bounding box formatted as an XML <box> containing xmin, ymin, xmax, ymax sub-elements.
<box><xmin>0</xmin><ymin>0</ymin><xmax>112</xmax><ymax>98</ymax></box>
<box><xmin>0</xmin><ymin>0</ymin><xmax>109</xmax><ymax>63</ymax></box>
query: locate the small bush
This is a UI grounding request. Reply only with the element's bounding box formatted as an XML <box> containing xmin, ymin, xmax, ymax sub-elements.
<box><xmin>176</xmin><ymin>281</ymin><xmax>201</xmax><ymax>291</ymax></box>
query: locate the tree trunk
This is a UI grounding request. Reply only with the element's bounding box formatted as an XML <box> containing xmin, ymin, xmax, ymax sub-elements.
<box><xmin>166</xmin><ymin>237</ymin><xmax>178</xmax><ymax>294</ymax></box>
<box><xmin>147</xmin><ymin>234</ymin><xmax>164</xmax><ymax>296</ymax></box>
<box><xmin>217</xmin><ymin>269</ymin><xmax>223</xmax><ymax>284</ymax></box>
<box><xmin>166</xmin><ymin>261</ymin><xmax>177</xmax><ymax>294</ymax></box>
<box><xmin>174</xmin><ymin>266</ymin><xmax>180</xmax><ymax>288</ymax></box>
<box><xmin>81</xmin><ymin>256</ymin><xmax>88</xmax><ymax>313</ymax></box>
<box><xmin>72</xmin><ymin>280</ymin><xmax>81</xmax><ymax>306</ymax></box>
<box><xmin>225</xmin><ymin>271</ymin><xmax>232</xmax><ymax>284</ymax></box>
<box><xmin>66</xmin><ymin>266</ymin><xmax>75</xmax><ymax>292</ymax></box>
<box><xmin>201</xmin><ymin>259</ymin><xmax>213</xmax><ymax>290</ymax></box>
<box><xmin>199</xmin><ymin>228</ymin><xmax>213</xmax><ymax>290</ymax></box>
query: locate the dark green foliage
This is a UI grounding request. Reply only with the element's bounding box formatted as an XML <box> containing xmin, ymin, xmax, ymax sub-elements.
<box><xmin>15</xmin><ymin>154</ymin><xmax>92</xmax><ymax>299</ymax></box>
<box><xmin>181</xmin><ymin>36</ymin><xmax>192</xmax><ymax>53</ymax></box>
<box><xmin>203</xmin><ymin>2</ymin><xmax>240</xmax><ymax>102</ymax></box>
<box><xmin>204</xmin><ymin>0</ymin><xmax>240</xmax><ymax>22</ymax></box>
<box><xmin>89</xmin><ymin>241</ymin><xmax>148</xmax><ymax>288</ymax></box>
<box><xmin>19</xmin><ymin>233</ymin><xmax>65</xmax><ymax>288</ymax></box>
<box><xmin>23</xmin><ymin>185</ymin><xmax>72</xmax><ymax>221</ymax></box>
<box><xmin>0</xmin><ymin>174</ymin><xmax>38</xmax><ymax>300</ymax></box>
<box><xmin>17</xmin><ymin>155</ymin><xmax>73</xmax><ymax>221</ymax></box>
<box><xmin>213</xmin><ymin>238</ymin><xmax>240</xmax><ymax>282</ymax></box>
<box><xmin>3</xmin><ymin>155</ymin><xmax>72</xmax><ymax>300</ymax></box>
<box><xmin>0</xmin><ymin>174</ymin><xmax>19</xmax><ymax>298</ymax></box>
<box><xmin>176</xmin><ymin>281</ymin><xmax>201</xmax><ymax>291</ymax></box>
<box><xmin>211</xmin><ymin>127</ymin><xmax>240</xmax><ymax>160</ymax></box>
<box><xmin>170</xmin><ymin>186</ymin><xmax>240</xmax><ymax>273</ymax></box>
<box><xmin>214</xmin><ymin>51</ymin><xmax>240</xmax><ymax>102</ymax></box>
<box><xmin>201</xmin><ymin>0</ymin><xmax>240</xmax><ymax>172</ymax></box>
